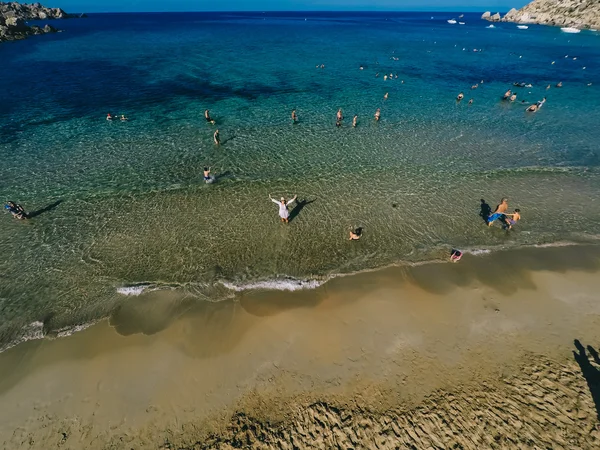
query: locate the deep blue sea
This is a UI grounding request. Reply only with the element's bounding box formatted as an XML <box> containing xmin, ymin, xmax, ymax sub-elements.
<box><xmin>1</xmin><ymin>12</ymin><xmax>600</xmax><ymax>349</ymax></box>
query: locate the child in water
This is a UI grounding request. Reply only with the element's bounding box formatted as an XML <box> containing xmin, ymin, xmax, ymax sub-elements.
<box><xmin>503</xmin><ymin>209</ymin><xmax>521</xmax><ymax>230</ymax></box>
<box><xmin>450</xmin><ymin>249</ymin><xmax>463</xmax><ymax>262</ymax></box>
<box><xmin>349</xmin><ymin>227</ymin><xmax>362</xmax><ymax>240</ymax></box>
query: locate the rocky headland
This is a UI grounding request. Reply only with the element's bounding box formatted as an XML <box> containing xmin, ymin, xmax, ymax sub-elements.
<box><xmin>0</xmin><ymin>2</ymin><xmax>82</xmax><ymax>43</ymax></box>
<box><xmin>483</xmin><ymin>0</ymin><xmax>600</xmax><ymax>30</ymax></box>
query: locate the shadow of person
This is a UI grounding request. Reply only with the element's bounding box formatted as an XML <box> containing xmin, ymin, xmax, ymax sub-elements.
<box><xmin>479</xmin><ymin>198</ymin><xmax>492</xmax><ymax>223</ymax></box>
<box><xmin>288</xmin><ymin>198</ymin><xmax>316</xmax><ymax>223</ymax></box>
<box><xmin>27</xmin><ymin>199</ymin><xmax>62</xmax><ymax>218</ymax></box>
<box><xmin>214</xmin><ymin>171</ymin><xmax>232</xmax><ymax>182</ymax></box>
<box><xmin>573</xmin><ymin>339</ymin><xmax>600</xmax><ymax>419</ymax></box>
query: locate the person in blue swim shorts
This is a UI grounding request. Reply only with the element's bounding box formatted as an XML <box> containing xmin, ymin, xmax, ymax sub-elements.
<box><xmin>487</xmin><ymin>197</ymin><xmax>509</xmax><ymax>227</ymax></box>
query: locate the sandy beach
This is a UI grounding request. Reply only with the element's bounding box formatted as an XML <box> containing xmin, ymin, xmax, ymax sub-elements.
<box><xmin>1</xmin><ymin>244</ymin><xmax>600</xmax><ymax>449</ymax></box>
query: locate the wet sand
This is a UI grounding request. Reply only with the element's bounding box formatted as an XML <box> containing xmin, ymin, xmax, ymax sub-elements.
<box><xmin>1</xmin><ymin>245</ymin><xmax>600</xmax><ymax>449</ymax></box>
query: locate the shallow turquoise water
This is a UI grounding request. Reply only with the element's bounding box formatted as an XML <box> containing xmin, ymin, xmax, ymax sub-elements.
<box><xmin>1</xmin><ymin>12</ymin><xmax>600</xmax><ymax>349</ymax></box>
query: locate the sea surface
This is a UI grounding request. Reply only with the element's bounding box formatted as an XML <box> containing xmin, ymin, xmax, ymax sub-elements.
<box><xmin>1</xmin><ymin>12</ymin><xmax>600</xmax><ymax>350</ymax></box>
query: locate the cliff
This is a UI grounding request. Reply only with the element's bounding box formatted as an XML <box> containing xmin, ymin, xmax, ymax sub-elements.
<box><xmin>0</xmin><ymin>2</ymin><xmax>83</xmax><ymax>43</ymax></box>
<box><xmin>482</xmin><ymin>0</ymin><xmax>600</xmax><ymax>30</ymax></box>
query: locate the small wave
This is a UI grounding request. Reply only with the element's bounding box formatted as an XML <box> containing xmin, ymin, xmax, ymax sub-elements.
<box><xmin>55</xmin><ymin>322</ymin><xmax>95</xmax><ymax>338</ymax></box>
<box><xmin>221</xmin><ymin>277</ymin><xmax>325</xmax><ymax>292</ymax></box>
<box><xmin>0</xmin><ymin>321</ymin><xmax>45</xmax><ymax>353</ymax></box>
<box><xmin>462</xmin><ymin>248</ymin><xmax>492</xmax><ymax>255</ymax></box>
<box><xmin>482</xmin><ymin>166</ymin><xmax>591</xmax><ymax>177</ymax></box>
<box><xmin>116</xmin><ymin>284</ymin><xmax>155</xmax><ymax>296</ymax></box>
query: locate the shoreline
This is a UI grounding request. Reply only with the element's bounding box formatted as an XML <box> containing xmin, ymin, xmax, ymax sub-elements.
<box><xmin>2</xmin><ymin>241</ymin><xmax>599</xmax><ymax>355</ymax></box>
<box><xmin>1</xmin><ymin>243</ymin><xmax>600</xmax><ymax>448</ymax></box>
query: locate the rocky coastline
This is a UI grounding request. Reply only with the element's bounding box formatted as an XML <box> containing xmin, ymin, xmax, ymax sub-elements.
<box><xmin>482</xmin><ymin>0</ymin><xmax>600</xmax><ymax>30</ymax></box>
<box><xmin>0</xmin><ymin>2</ymin><xmax>83</xmax><ymax>43</ymax></box>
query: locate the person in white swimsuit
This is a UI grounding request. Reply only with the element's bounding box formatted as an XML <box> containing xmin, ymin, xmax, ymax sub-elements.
<box><xmin>269</xmin><ymin>194</ymin><xmax>297</xmax><ymax>223</ymax></box>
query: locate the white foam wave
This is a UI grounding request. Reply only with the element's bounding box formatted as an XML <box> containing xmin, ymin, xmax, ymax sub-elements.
<box><xmin>221</xmin><ymin>278</ymin><xmax>324</xmax><ymax>292</ymax></box>
<box><xmin>462</xmin><ymin>248</ymin><xmax>492</xmax><ymax>255</ymax></box>
<box><xmin>0</xmin><ymin>321</ymin><xmax>45</xmax><ymax>353</ymax></box>
<box><xmin>116</xmin><ymin>284</ymin><xmax>153</xmax><ymax>296</ymax></box>
<box><xmin>55</xmin><ymin>322</ymin><xmax>95</xmax><ymax>338</ymax></box>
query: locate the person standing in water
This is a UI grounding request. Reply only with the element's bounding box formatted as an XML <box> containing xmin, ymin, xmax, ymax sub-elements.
<box><xmin>384</xmin><ymin>92</ymin><xmax>389</xmax><ymax>100</ymax></box>
<box><xmin>214</xmin><ymin>129</ymin><xmax>220</xmax><ymax>145</ymax></box>
<box><xmin>205</xmin><ymin>109</ymin><xmax>215</xmax><ymax>124</ymax></box>
<box><xmin>203</xmin><ymin>167</ymin><xmax>212</xmax><ymax>183</ymax></box>
<box><xmin>291</xmin><ymin>109</ymin><xmax>298</xmax><ymax>123</ymax></box>
<box><xmin>352</xmin><ymin>115</ymin><xmax>358</xmax><ymax>128</ymax></box>
<box><xmin>269</xmin><ymin>194</ymin><xmax>297</xmax><ymax>223</ymax></box>
<box><xmin>487</xmin><ymin>197</ymin><xmax>509</xmax><ymax>226</ymax></box>
<box><xmin>374</xmin><ymin>108</ymin><xmax>381</xmax><ymax>121</ymax></box>
<box><xmin>337</xmin><ymin>108</ymin><xmax>343</xmax><ymax>122</ymax></box>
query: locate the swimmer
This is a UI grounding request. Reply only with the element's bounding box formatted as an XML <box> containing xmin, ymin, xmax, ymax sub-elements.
<box><xmin>450</xmin><ymin>249</ymin><xmax>463</xmax><ymax>262</ymax></box>
<box><xmin>269</xmin><ymin>194</ymin><xmax>297</xmax><ymax>224</ymax></box>
<box><xmin>376</xmin><ymin>73</ymin><xmax>379</xmax><ymax>78</ymax></box>
<box><xmin>352</xmin><ymin>115</ymin><xmax>358</xmax><ymax>128</ymax></box>
<box><xmin>106</xmin><ymin>113</ymin><xmax>113</xmax><ymax>121</ymax></box>
<box><xmin>503</xmin><ymin>89</ymin><xmax>511</xmax><ymax>100</ymax></box>
<box><xmin>374</xmin><ymin>108</ymin><xmax>381</xmax><ymax>121</ymax></box>
<box><xmin>205</xmin><ymin>109</ymin><xmax>215</xmax><ymax>124</ymax></box>
<box><xmin>546</xmin><ymin>84</ymin><xmax>551</xmax><ymax>90</ymax></box>
<box><xmin>120</xmin><ymin>114</ymin><xmax>128</xmax><ymax>121</ymax></box>
<box><xmin>359</xmin><ymin>66</ymin><xmax>364</xmax><ymax>70</ymax></box>
<box><xmin>291</xmin><ymin>109</ymin><xmax>298</xmax><ymax>123</ymax></box>
<box><xmin>468</xmin><ymin>98</ymin><xmax>473</xmax><ymax>105</ymax></box>
<box><xmin>4</xmin><ymin>201</ymin><xmax>27</xmax><ymax>219</ymax></box>
<box><xmin>384</xmin><ymin>75</ymin><xmax>388</xmax><ymax>81</ymax></box>
<box><xmin>503</xmin><ymin>208</ymin><xmax>521</xmax><ymax>230</ymax></box>
<box><xmin>213</xmin><ymin>129</ymin><xmax>220</xmax><ymax>145</ymax></box>
<box><xmin>456</xmin><ymin>92</ymin><xmax>464</xmax><ymax>101</ymax></box>
<box><xmin>487</xmin><ymin>197</ymin><xmax>509</xmax><ymax>227</ymax></box>
<box><xmin>337</xmin><ymin>108</ymin><xmax>343</xmax><ymax>121</ymax></box>
<box><xmin>320</xmin><ymin>64</ymin><xmax>325</xmax><ymax>69</ymax></box>
<box><xmin>471</xmin><ymin>84</ymin><xmax>479</xmax><ymax>90</ymax></box>
<box><xmin>203</xmin><ymin>167</ymin><xmax>211</xmax><ymax>182</ymax></box>
<box><xmin>349</xmin><ymin>227</ymin><xmax>362</xmax><ymax>240</ymax></box>
<box><xmin>384</xmin><ymin>92</ymin><xmax>389</xmax><ymax>100</ymax></box>
<box><xmin>510</xmin><ymin>93</ymin><xmax>517</xmax><ymax>102</ymax></box>
<box><xmin>556</xmin><ymin>81</ymin><xmax>563</xmax><ymax>88</ymax></box>
<box><xmin>526</xmin><ymin>97</ymin><xmax>546</xmax><ymax>112</ymax></box>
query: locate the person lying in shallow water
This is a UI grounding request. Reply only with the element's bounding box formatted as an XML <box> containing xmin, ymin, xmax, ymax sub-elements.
<box><xmin>526</xmin><ymin>97</ymin><xmax>546</xmax><ymax>112</ymax></box>
<box><xmin>4</xmin><ymin>201</ymin><xmax>27</xmax><ymax>219</ymax></box>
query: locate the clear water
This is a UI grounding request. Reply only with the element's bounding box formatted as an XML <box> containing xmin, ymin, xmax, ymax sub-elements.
<box><xmin>1</xmin><ymin>12</ymin><xmax>600</xmax><ymax>349</ymax></box>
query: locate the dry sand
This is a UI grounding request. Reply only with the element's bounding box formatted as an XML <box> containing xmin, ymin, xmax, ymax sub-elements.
<box><xmin>1</xmin><ymin>245</ymin><xmax>600</xmax><ymax>449</ymax></box>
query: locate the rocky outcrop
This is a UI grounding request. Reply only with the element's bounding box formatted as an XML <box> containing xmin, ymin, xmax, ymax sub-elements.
<box><xmin>483</xmin><ymin>1</ymin><xmax>600</xmax><ymax>30</ymax></box>
<box><xmin>0</xmin><ymin>2</ymin><xmax>80</xmax><ymax>43</ymax></box>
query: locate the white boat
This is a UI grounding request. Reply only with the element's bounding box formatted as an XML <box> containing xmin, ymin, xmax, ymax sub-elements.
<box><xmin>486</xmin><ymin>24</ymin><xmax>496</xmax><ymax>29</ymax></box>
<box><xmin>517</xmin><ymin>25</ymin><xmax>528</xmax><ymax>29</ymax></box>
<box><xmin>459</xmin><ymin>22</ymin><xmax>465</xmax><ymax>25</ymax></box>
<box><xmin>561</xmin><ymin>27</ymin><xmax>581</xmax><ymax>33</ymax></box>
<box><xmin>447</xmin><ymin>19</ymin><xmax>457</xmax><ymax>24</ymax></box>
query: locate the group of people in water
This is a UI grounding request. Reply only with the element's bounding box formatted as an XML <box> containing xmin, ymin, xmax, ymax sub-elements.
<box><xmin>106</xmin><ymin>113</ymin><xmax>128</xmax><ymax>121</ymax></box>
<box><xmin>456</xmin><ymin>81</ymin><xmax>550</xmax><ymax>112</ymax></box>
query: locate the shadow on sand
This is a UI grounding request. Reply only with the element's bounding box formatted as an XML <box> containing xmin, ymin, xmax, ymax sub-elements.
<box><xmin>27</xmin><ymin>200</ymin><xmax>62</xmax><ymax>218</ymax></box>
<box><xmin>288</xmin><ymin>198</ymin><xmax>316</xmax><ymax>223</ymax></box>
<box><xmin>573</xmin><ymin>339</ymin><xmax>600</xmax><ymax>420</ymax></box>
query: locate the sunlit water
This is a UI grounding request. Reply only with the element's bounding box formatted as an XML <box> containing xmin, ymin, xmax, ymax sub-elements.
<box><xmin>1</xmin><ymin>12</ymin><xmax>600</xmax><ymax>349</ymax></box>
